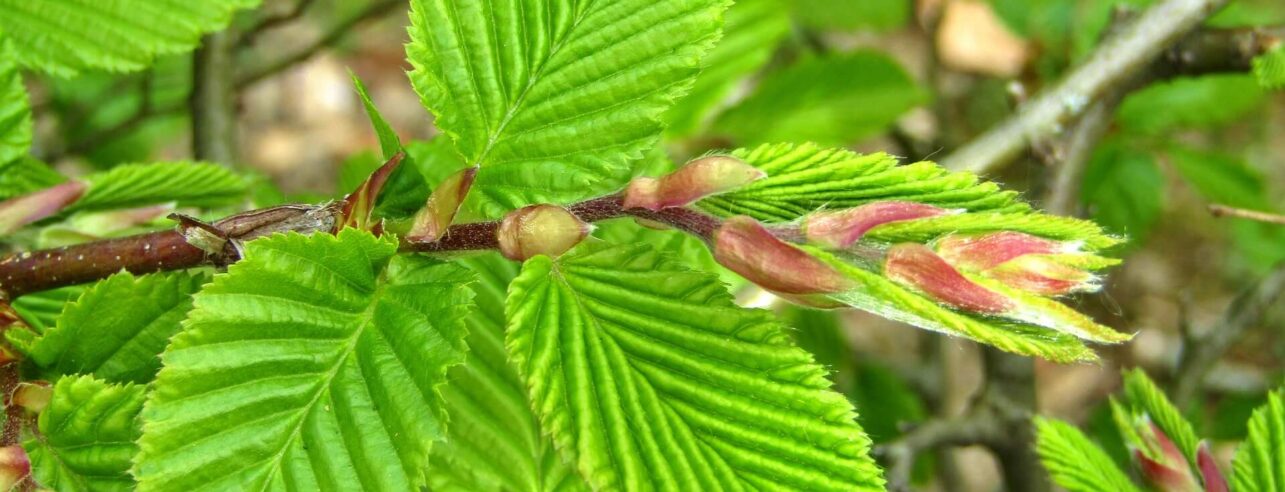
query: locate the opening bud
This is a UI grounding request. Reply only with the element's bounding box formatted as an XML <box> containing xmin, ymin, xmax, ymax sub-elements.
<box><xmin>335</xmin><ymin>152</ymin><xmax>404</xmax><ymax>233</ymax></box>
<box><xmin>884</xmin><ymin>243</ymin><xmax>1013</xmax><ymax>314</ymax></box>
<box><xmin>11</xmin><ymin>381</ymin><xmax>50</xmax><ymax>414</ymax></box>
<box><xmin>1196</xmin><ymin>443</ymin><xmax>1228</xmax><ymax>492</ymax></box>
<box><xmin>0</xmin><ymin>446</ymin><xmax>28</xmax><ymax>489</ymax></box>
<box><xmin>0</xmin><ymin>181</ymin><xmax>87</xmax><ymax>235</ymax></box>
<box><xmin>805</xmin><ymin>201</ymin><xmax>955</xmax><ymax>249</ymax></box>
<box><xmin>498</xmin><ymin>205</ymin><xmax>591</xmax><ymax>261</ymax></box>
<box><xmin>985</xmin><ymin>255</ymin><xmax>1097</xmax><ymax>296</ymax></box>
<box><xmin>407</xmin><ymin>166</ymin><xmax>478</xmax><ymax>242</ymax></box>
<box><xmin>623</xmin><ymin>155</ymin><xmax>765</xmax><ymax>211</ymax></box>
<box><xmin>935</xmin><ymin>232</ymin><xmax>1105</xmax><ymax>296</ymax></box>
<box><xmin>713</xmin><ymin>216</ymin><xmax>853</xmax><ymax>295</ymax></box>
<box><xmin>935</xmin><ymin>231</ymin><xmax>1071</xmax><ymax>271</ymax></box>
<box><xmin>1134</xmin><ymin>421</ymin><xmax>1200</xmax><ymax>492</ymax></box>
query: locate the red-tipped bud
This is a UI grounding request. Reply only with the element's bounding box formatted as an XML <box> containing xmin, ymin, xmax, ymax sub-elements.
<box><xmin>0</xmin><ymin>446</ymin><xmax>29</xmax><ymax>489</ymax></box>
<box><xmin>713</xmin><ymin>216</ymin><xmax>853</xmax><ymax>295</ymax></box>
<box><xmin>498</xmin><ymin>205</ymin><xmax>591</xmax><ymax>261</ymax></box>
<box><xmin>935</xmin><ymin>231</ymin><xmax>1070</xmax><ymax>271</ymax></box>
<box><xmin>0</xmin><ymin>181</ymin><xmax>86</xmax><ymax>235</ymax></box>
<box><xmin>623</xmin><ymin>155</ymin><xmax>764</xmax><ymax>211</ymax></box>
<box><xmin>1197</xmin><ymin>442</ymin><xmax>1228</xmax><ymax>492</ymax></box>
<box><xmin>11</xmin><ymin>381</ymin><xmax>50</xmax><ymax>414</ymax></box>
<box><xmin>335</xmin><ymin>152</ymin><xmax>404</xmax><ymax>233</ymax></box>
<box><xmin>884</xmin><ymin>243</ymin><xmax>1013</xmax><ymax>314</ymax></box>
<box><xmin>1135</xmin><ymin>422</ymin><xmax>1200</xmax><ymax>492</ymax></box>
<box><xmin>985</xmin><ymin>255</ymin><xmax>1097</xmax><ymax>296</ymax></box>
<box><xmin>407</xmin><ymin>166</ymin><xmax>478</xmax><ymax>242</ymax></box>
<box><xmin>805</xmin><ymin>201</ymin><xmax>955</xmax><ymax>249</ymax></box>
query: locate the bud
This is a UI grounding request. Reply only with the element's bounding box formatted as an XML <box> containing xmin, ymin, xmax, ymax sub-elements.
<box><xmin>498</xmin><ymin>205</ymin><xmax>591</xmax><ymax>261</ymax></box>
<box><xmin>623</xmin><ymin>155</ymin><xmax>765</xmax><ymax>211</ymax></box>
<box><xmin>0</xmin><ymin>181</ymin><xmax>86</xmax><ymax>235</ymax></box>
<box><xmin>985</xmin><ymin>255</ymin><xmax>1097</xmax><ymax>296</ymax></box>
<box><xmin>1135</xmin><ymin>422</ymin><xmax>1200</xmax><ymax>492</ymax></box>
<box><xmin>884</xmin><ymin>243</ymin><xmax>1013</xmax><ymax>314</ymax></box>
<box><xmin>935</xmin><ymin>231</ymin><xmax>1069</xmax><ymax>271</ymax></box>
<box><xmin>804</xmin><ymin>201</ymin><xmax>955</xmax><ymax>249</ymax></box>
<box><xmin>1196</xmin><ymin>443</ymin><xmax>1228</xmax><ymax>492</ymax></box>
<box><xmin>0</xmin><ymin>446</ymin><xmax>28</xmax><ymax>490</ymax></box>
<box><xmin>335</xmin><ymin>152</ymin><xmax>404</xmax><ymax>232</ymax></box>
<box><xmin>713</xmin><ymin>216</ymin><xmax>853</xmax><ymax>295</ymax></box>
<box><xmin>935</xmin><ymin>232</ymin><xmax>1105</xmax><ymax>297</ymax></box>
<box><xmin>407</xmin><ymin>166</ymin><xmax>478</xmax><ymax>242</ymax></box>
<box><xmin>11</xmin><ymin>381</ymin><xmax>50</xmax><ymax>414</ymax></box>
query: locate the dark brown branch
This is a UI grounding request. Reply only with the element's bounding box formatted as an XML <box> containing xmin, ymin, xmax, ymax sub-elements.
<box><xmin>236</xmin><ymin>0</ymin><xmax>405</xmax><ymax>89</ymax></box>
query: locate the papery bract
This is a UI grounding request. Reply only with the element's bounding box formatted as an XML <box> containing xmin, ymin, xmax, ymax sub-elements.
<box><xmin>884</xmin><ymin>243</ymin><xmax>1013</xmax><ymax>314</ymax></box>
<box><xmin>1196</xmin><ymin>443</ymin><xmax>1228</xmax><ymax>492</ymax></box>
<box><xmin>11</xmin><ymin>381</ymin><xmax>50</xmax><ymax>413</ymax></box>
<box><xmin>935</xmin><ymin>231</ymin><xmax>1069</xmax><ymax>271</ymax></box>
<box><xmin>408</xmin><ymin>166</ymin><xmax>478</xmax><ymax>242</ymax></box>
<box><xmin>805</xmin><ymin>201</ymin><xmax>954</xmax><ymax>249</ymax></box>
<box><xmin>335</xmin><ymin>152</ymin><xmax>404</xmax><ymax>232</ymax></box>
<box><xmin>498</xmin><ymin>204</ymin><xmax>591</xmax><ymax>261</ymax></box>
<box><xmin>985</xmin><ymin>255</ymin><xmax>1097</xmax><ymax>296</ymax></box>
<box><xmin>0</xmin><ymin>181</ymin><xmax>86</xmax><ymax>235</ymax></box>
<box><xmin>623</xmin><ymin>155</ymin><xmax>764</xmax><ymax>211</ymax></box>
<box><xmin>713</xmin><ymin>216</ymin><xmax>853</xmax><ymax>295</ymax></box>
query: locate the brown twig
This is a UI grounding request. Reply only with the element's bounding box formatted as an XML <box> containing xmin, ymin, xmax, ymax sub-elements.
<box><xmin>236</xmin><ymin>0</ymin><xmax>405</xmax><ymax>89</ymax></box>
<box><xmin>238</xmin><ymin>0</ymin><xmax>318</xmax><ymax>48</ymax></box>
<box><xmin>1208</xmin><ymin>204</ymin><xmax>1285</xmax><ymax>225</ymax></box>
<box><xmin>876</xmin><ymin>409</ymin><xmax>1003</xmax><ymax>492</ymax></box>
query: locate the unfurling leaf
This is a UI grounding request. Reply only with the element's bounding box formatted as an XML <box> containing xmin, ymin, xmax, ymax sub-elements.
<box><xmin>408</xmin><ymin>166</ymin><xmax>478</xmax><ymax>242</ymax></box>
<box><xmin>23</xmin><ymin>376</ymin><xmax>145</xmax><ymax>492</ymax></box>
<box><xmin>335</xmin><ymin>152</ymin><xmax>405</xmax><ymax>233</ymax></box>
<box><xmin>497</xmin><ymin>205</ymin><xmax>591</xmax><ymax>261</ymax></box>
<box><xmin>0</xmin><ymin>182</ymin><xmax>85</xmax><ymax>235</ymax></box>
<box><xmin>623</xmin><ymin>155</ymin><xmax>765</xmax><ymax>211</ymax></box>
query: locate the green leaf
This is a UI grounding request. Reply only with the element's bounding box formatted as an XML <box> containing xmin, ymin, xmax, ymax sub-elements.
<box><xmin>350</xmin><ymin>74</ymin><xmax>431</xmax><ymax>218</ymax></box>
<box><xmin>1117</xmin><ymin>74</ymin><xmax>1265</xmax><ymax>134</ymax></box>
<box><xmin>1034</xmin><ymin>417</ymin><xmax>1142</xmax><ymax>492</ymax></box>
<box><xmin>351</xmin><ymin>73</ymin><xmax>402</xmax><ymax>159</ymax></box>
<box><xmin>1234</xmin><ymin>389</ymin><xmax>1285</xmax><ymax>491</ymax></box>
<box><xmin>714</xmin><ymin>52</ymin><xmax>926</xmax><ymax>145</ymax></box>
<box><xmin>505</xmin><ymin>242</ymin><xmax>884</xmax><ymax>490</ymax></box>
<box><xmin>406</xmin><ymin>0</ymin><xmax>729</xmax><ymax>217</ymax></box>
<box><xmin>10</xmin><ymin>285</ymin><xmax>86</xmax><ymax>333</ymax></box>
<box><xmin>664</xmin><ymin>0</ymin><xmax>790</xmax><ymax>137</ymax></box>
<box><xmin>24</xmin><ymin>376</ymin><xmax>146</xmax><ymax>492</ymax></box>
<box><xmin>1121</xmin><ymin>368</ymin><xmax>1201</xmax><ymax>463</ymax></box>
<box><xmin>0</xmin><ymin>157</ymin><xmax>67</xmax><ymax>200</ymax></box>
<box><xmin>19</xmin><ymin>272</ymin><xmax>205</xmax><ymax>384</ymax></box>
<box><xmin>68</xmin><ymin>162</ymin><xmax>248</xmax><ymax>213</ymax></box>
<box><xmin>1081</xmin><ymin>139</ymin><xmax>1164</xmax><ymax>243</ymax></box>
<box><xmin>792</xmin><ymin>0</ymin><xmax>910</xmax><ymax>31</ymax></box>
<box><xmin>0</xmin><ymin>39</ymin><xmax>31</xmax><ymax>172</ymax></box>
<box><xmin>427</xmin><ymin>253</ymin><xmax>588</xmax><ymax>491</ymax></box>
<box><xmin>1167</xmin><ymin>144</ymin><xmax>1268</xmax><ymax>209</ymax></box>
<box><xmin>1253</xmin><ymin>48</ymin><xmax>1285</xmax><ymax>90</ymax></box>
<box><xmin>0</xmin><ymin>0</ymin><xmax>260</xmax><ymax>77</ymax></box>
<box><xmin>134</xmin><ymin>230</ymin><xmax>475</xmax><ymax>490</ymax></box>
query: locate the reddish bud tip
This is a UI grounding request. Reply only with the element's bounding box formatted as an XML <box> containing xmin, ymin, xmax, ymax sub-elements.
<box><xmin>713</xmin><ymin>216</ymin><xmax>853</xmax><ymax>295</ymax></box>
<box><xmin>407</xmin><ymin>166</ymin><xmax>478</xmax><ymax>242</ymax></box>
<box><xmin>0</xmin><ymin>445</ymin><xmax>29</xmax><ymax>489</ymax></box>
<box><xmin>935</xmin><ymin>231</ymin><xmax>1070</xmax><ymax>271</ymax></box>
<box><xmin>11</xmin><ymin>381</ymin><xmax>50</xmax><ymax>414</ymax></box>
<box><xmin>1135</xmin><ymin>449</ymin><xmax>1199</xmax><ymax>492</ymax></box>
<box><xmin>884</xmin><ymin>243</ymin><xmax>1013</xmax><ymax>314</ymax></box>
<box><xmin>0</xmin><ymin>181</ymin><xmax>86</xmax><ymax>235</ymax></box>
<box><xmin>805</xmin><ymin>201</ymin><xmax>955</xmax><ymax>249</ymax></box>
<box><xmin>1197</xmin><ymin>442</ymin><xmax>1229</xmax><ymax>492</ymax></box>
<box><xmin>336</xmin><ymin>152</ymin><xmax>404</xmax><ymax>232</ymax></box>
<box><xmin>985</xmin><ymin>255</ymin><xmax>1096</xmax><ymax>296</ymax></box>
<box><xmin>497</xmin><ymin>205</ymin><xmax>591</xmax><ymax>261</ymax></box>
<box><xmin>622</xmin><ymin>155</ymin><xmax>765</xmax><ymax>211</ymax></box>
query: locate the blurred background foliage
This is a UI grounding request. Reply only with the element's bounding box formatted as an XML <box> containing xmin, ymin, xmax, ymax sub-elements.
<box><xmin>11</xmin><ymin>0</ymin><xmax>1284</xmax><ymax>488</ymax></box>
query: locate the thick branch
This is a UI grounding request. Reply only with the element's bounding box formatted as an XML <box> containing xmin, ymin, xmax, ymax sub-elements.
<box><xmin>236</xmin><ymin>0</ymin><xmax>404</xmax><ymax>89</ymax></box>
<box><xmin>192</xmin><ymin>31</ymin><xmax>240</xmax><ymax>164</ymax></box>
<box><xmin>941</xmin><ymin>0</ymin><xmax>1242</xmax><ymax>173</ymax></box>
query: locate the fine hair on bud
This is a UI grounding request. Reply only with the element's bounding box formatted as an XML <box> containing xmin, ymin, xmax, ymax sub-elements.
<box><xmin>497</xmin><ymin>204</ymin><xmax>591</xmax><ymax>261</ymax></box>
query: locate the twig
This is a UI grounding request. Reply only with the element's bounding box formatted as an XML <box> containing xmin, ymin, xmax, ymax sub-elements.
<box><xmin>942</xmin><ymin>0</ymin><xmax>1234</xmax><ymax>173</ymax></box>
<box><xmin>192</xmin><ymin>31</ymin><xmax>240</xmax><ymax>164</ymax></box>
<box><xmin>1042</xmin><ymin>92</ymin><xmax>1123</xmax><ymax>216</ymax></box>
<box><xmin>979</xmin><ymin>348</ymin><xmax>1049</xmax><ymax>492</ymax></box>
<box><xmin>236</xmin><ymin>0</ymin><xmax>405</xmax><ymax>89</ymax></box>
<box><xmin>1208</xmin><ymin>204</ymin><xmax>1285</xmax><ymax>225</ymax></box>
<box><xmin>1171</xmin><ymin>264</ymin><xmax>1285</xmax><ymax>407</ymax></box>
<box><xmin>238</xmin><ymin>0</ymin><xmax>318</xmax><ymax>48</ymax></box>
<box><xmin>876</xmin><ymin>409</ymin><xmax>1003</xmax><ymax>492</ymax></box>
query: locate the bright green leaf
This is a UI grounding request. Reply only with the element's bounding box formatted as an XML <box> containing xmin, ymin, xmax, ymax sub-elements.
<box><xmin>1034</xmin><ymin>417</ymin><xmax>1142</xmax><ymax>492</ymax></box>
<box><xmin>1234</xmin><ymin>389</ymin><xmax>1285</xmax><ymax>491</ymax></box>
<box><xmin>24</xmin><ymin>376</ymin><xmax>146</xmax><ymax>492</ymax></box>
<box><xmin>1253</xmin><ymin>48</ymin><xmax>1285</xmax><ymax>90</ymax></box>
<box><xmin>1121</xmin><ymin>368</ymin><xmax>1201</xmax><ymax>463</ymax></box>
<box><xmin>406</xmin><ymin>0</ymin><xmax>729</xmax><ymax>217</ymax></box>
<box><xmin>0</xmin><ymin>38</ymin><xmax>31</xmax><ymax>172</ymax></box>
<box><xmin>351</xmin><ymin>74</ymin><xmax>432</xmax><ymax>218</ymax></box>
<box><xmin>134</xmin><ymin>230</ymin><xmax>475</xmax><ymax>490</ymax></box>
<box><xmin>19</xmin><ymin>272</ymin><xmax>205</xmax><ymax>384</ymax></box>
<box><xmin>1117</xmin><ymin>74</ymin><xmax>1265</xmax><ymax>135</ymax></box>
<box><xmin>714</xmin><ymin>52</ymin><xmax>926</xmax><ymax>145</ymax></box>
<box><xmin>427</xmin><ymin>253</ymin><xmax>588</xmax><ymax>491</ymax></box>
<box><xmin>665</xmin><ymin>0</ymin><xmax>790</xmax><ymax>137</ymax></box>
<box><xmin>10</xmin><ymin>285</ymin><xmax>86</xmax><ymax>333</ymax></box>
<box><xmin>1167</xmin><ymin>144</ymin><xmax>1268</xmax><ymax>209</ymax></box>
<box><xmin>0</xmin><ymin>0</ymin><xmax>260</xmax><ymax>77</ymax></box>
<box><xmin>0</xmin><ymin>157</ymin><xmax>67</xmax><ymax>200</ymax></box>
<box><xmin>67</xmin><ymin>162</ymin><xmax>248</xmax><ymax>213</ymax></box>
<box><xmin>506</xmin><ymin>242</ymin><xmax>884</xmax><ymax>490</ymax></box>
<box><xmin>1081</xmin><ymin>139</ymin><xmax>1164</xmax><ymax>243</ymax></box>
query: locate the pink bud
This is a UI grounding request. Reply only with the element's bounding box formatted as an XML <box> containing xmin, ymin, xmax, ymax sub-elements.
<box><xmin>984</xmin><ymin>255</ymin><xmax>1096</xmax><ymax>296</ymax></box>
<box><xmin>336</xmin><ymin>152</ymin><xmax>404</xmax><ymax>233</ymax></box>
<box><xmin>497</xmin><ymin>205</ymin><xmax>591</xmax><ymax>261</ymax></box>
<box><xmin>712</xmin><ymin>216</ymin><xmax>853</xmax><ymax>295</ymax></box>
<box><xmin>0</xmin><ymin>181</ymin><xmax>86</xmax><ymax>235</ymax></box>
<box><xmin>0</xmin><ymin>446</ymin><xmax>29</xmax><ymax>489</ymax></box>
<box><xmin>1135</xmin><ymin>422</ymin><xmax>1200</xmax><ymax>492</ymax></box>
<box><xmin>11</xmin><ymin>381</ymin><xmax>50</xmax><ymax>414</ymax></box>
<box><xmin>1197</xmin><ymin>443</ymin><xmax>1228</xmax><ymax>492</ymax></box>
<box><xmin>622</xmin><ymin>155</ymin><xmax>765</xmax><ymax>211</ymax></box>
<box><xmin>935</xmin><ymin>232</ymin><xmax>1069</xmax><ymax>271</ymax></box>
<box><xmin>805</xmin><ymin>201</ymin><xmax>955</xmax><ymax>249</ymax></box>
<box><xmin>407</xmin><ymin>166</ymin><xmax>478</xmax><ymax>242</ymax></box>
<box><xmin>884</xmin><ymin>243</ymin><xmax>1013</xmax><ymax>314</ymax></box>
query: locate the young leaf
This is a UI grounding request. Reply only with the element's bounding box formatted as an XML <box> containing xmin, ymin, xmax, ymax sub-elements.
<box><xmin>713</xmin><ymin>53</ymin><xmax>927</xmax><ymax>145</ymax></box>
<box><xmin>134</xmin><ymin>230</ymin><xmax>475</xmax><ymax>490</ymax></box>
<box><xmin>1081</xmin><ymin>139</ymin><xmax>1164</xmax><ymax>243</ymax></box>
<box><xmin>1034</xmin><ymin>417</ymin><xmax>1143</xmax><ymax>492</ymax></box>
<box><xmin>1234</xmin><ymin>390</ymin><xmax>1284</xmax><ymax>491</ymax></box>
<box><xmin>1253</xmin><ymin>48</ymin><xmax>1285</xmax><ymax>89</ymax></box>
<box><xmin>1116</xmin><ymin>74</ymin><xmax>1265</xmax><ymax>135</ymax></box>
<box><xmin>0</xmin><ymin>39</ymin><xmax>31</xmax><ymax>171</ymax></box>
<box><xmin>664</xmin><ymin>0</ymin><xmax>790</xmax><ymax>137</ymax></box>
<box><xmin>427</xmin><ymin>253</ymin><xmax>588</xmax><ymax>492</ymax></box>
<box><xmin>1121</xmin><ymin>368</ymin><xmax>1201</xmax><ymax>464</ymax></box>
<box><xmin>351</xmin><ymin>73</ymin><xmax>430</xmax><ymax>217</ymax></box>
<box><xmin>0</xmin><ymin>157</ymin><xmax>67</xmax><ymax>201</ymax></box>
<box><xmin>0</xmin><ymin>0</ymin><xmax>259</xmax><ymax>77</ymax></box>
<box><xmin>9</xmin><ymin>285</ymin><xmax>86</xmax><ymax>333</ymax></box>
<box><xmin>405</xmin><ymin>0</ymin><xmax>729</xmax><ymax>217</ymax></box>
<box><xmin>506</xmin><ymin>242</ymin><xmax>884</xmax><ymax>490</ymax></box>
<box><xmin>23</xmin><ymin>376</ymin><xmax>145</xmax><ymax>492</ymax></box>
<box><xmin>15</xmin><ymin>272</ymin><xmax>205</xmax><ymax>384</ymax></box>
<box><xmin>68</xmin><ymin>162</ymin><xmax>248</xmax><ymax>213</ymax></box>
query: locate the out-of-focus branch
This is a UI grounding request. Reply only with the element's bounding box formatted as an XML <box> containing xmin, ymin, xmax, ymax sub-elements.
<box><xmin>1208</xmin><ymin>204</ymin><xmax>1285</xmax><ymax>225</ymax></box>
<box><xmin>1042</xmin><ymin>89</ymin><xmax>1125</xmax><ymax>216</ymax></box>
<box><xmin>238</xmin><ymin>0</ymin><xmax>318</xmax><ymax>47</ymax></box>
<box><xmin>236</xmin><ymin>0</ymin><xmax>404</xmax><ymax>89</ymax></box>
<box><xmin>1172</xmin><ymin>264</ymin><xmax>1285</xmax><ymax>407</ymax></box>
<box><xmin>877</xmin><ymin>409</ymin><xmax>1003</xmax><ymax>492</ymax></box>
<box><xmin>942</xmin><ymin>0</ymin><xmax>1251</xmax><ymax>173</ymax></box>
<box><xmin>192</xmin><ymin>31</ymin><xmax>240</xmax><ymax>164</ymax></box>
